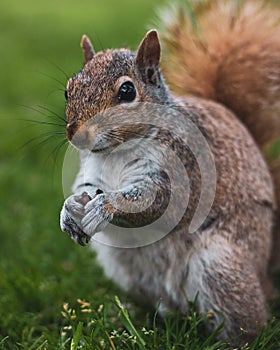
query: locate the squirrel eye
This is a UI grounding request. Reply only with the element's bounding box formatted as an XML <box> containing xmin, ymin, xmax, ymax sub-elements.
<box><xmin>64</xmin><ymin>89</ymin><xmax>68</xmax><ymax>101</ymax></box>
<box><xmin>117</xmin><ymin>81</ymin><xmax>136</xmax><ymax>102</ymax></box>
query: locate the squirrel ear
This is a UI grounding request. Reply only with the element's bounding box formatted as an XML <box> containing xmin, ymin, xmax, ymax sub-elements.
<box><xmin>80</xmin><ymin>35</ymin><xmax>95</xmax><ymax>63</ymax></box>
<box><xmin>136</xmin><ymin>29</ymin><xmax>161</xmax><ymax>83</ymax></box>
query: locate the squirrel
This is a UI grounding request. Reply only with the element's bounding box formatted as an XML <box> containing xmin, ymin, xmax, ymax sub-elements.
<box><xmin>60</xmin><ymin>0</ymin><xmax>280</xmax><ymax>345</ymax></box>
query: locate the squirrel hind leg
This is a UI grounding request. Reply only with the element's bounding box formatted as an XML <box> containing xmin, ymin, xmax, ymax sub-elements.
<box><xmin>185</xmin><ymin>237</ymin><xmax>269</xmax><ymax>345</ymax></box>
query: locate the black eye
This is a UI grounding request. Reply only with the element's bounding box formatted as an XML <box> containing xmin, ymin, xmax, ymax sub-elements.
<box><xmin>64</xmin><ymin>89</ymin><xmax>68</xmax><ymax>101</ymax></box>
<box><xmin>117</xmin><ymin>81</ymin><xmax>136</xmax><ymax>102</ymax></box>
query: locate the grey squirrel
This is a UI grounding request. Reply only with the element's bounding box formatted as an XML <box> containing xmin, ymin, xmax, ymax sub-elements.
<box><xmin>60</xmin><ymin>0</ymin><xmax>280</xmax><ymax>345</ymax></box>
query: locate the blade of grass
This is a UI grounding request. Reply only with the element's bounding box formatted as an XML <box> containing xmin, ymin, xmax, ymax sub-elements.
<box><xmin>153</xmin><ymin>301</ymin><xmax>161</xmax><ymax>348</ymax></box>
<box><xmin>115</xmin><ymin>296</ymin><xmax>146</xmax><ymax>349</ymax></box>
<box><xmin>0</xmin><ymin>337</ymin><xmax>9</xmax><ymax>349</ymax></box>
<box><xmin>70</xmin><ymin>322</ymin><xmax>83</xmax><ymax>350</ymax></box>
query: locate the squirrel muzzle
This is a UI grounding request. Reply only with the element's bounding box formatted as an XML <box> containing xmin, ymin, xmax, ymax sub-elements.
<box><xmin>66</xmin><ymin>121</ymin><xmax>90</xmax><ymax>149</ymax></box>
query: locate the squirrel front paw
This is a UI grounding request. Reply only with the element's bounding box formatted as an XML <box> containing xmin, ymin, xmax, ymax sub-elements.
<box><xmin>81</xmin><ymin>193</ymin><xmax>114</xmax><ymax>236</ymax></box>
<box><xmin>60</xmin><ymin>192</ymin><xmax>92</xmax><ymax>246</ymax></box>
<box><xmin>60</xmin><ymin>190</ymin><xmax>115</xmax><ymax>246</ymax></box>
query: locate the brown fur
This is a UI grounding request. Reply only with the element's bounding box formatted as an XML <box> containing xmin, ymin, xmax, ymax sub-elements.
<box><xmin>160</xmin><ymin>0</ymin><xmax>280</xmax><ymax>268</ymax></box>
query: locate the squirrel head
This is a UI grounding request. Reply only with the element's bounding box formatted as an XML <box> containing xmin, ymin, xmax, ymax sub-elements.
<box><xmin>65</xmin><ymin>30</ymin><xmax>171</xmax><ymax>148</ymax></box>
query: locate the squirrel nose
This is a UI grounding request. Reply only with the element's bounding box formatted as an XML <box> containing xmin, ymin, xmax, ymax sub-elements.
<box><xmin>66</xmin><ymin>122</ymin><xmax>77</xmax><ymax>140</ymax></box>
<box><xmin>66</xmin><ymin>122</ymin><xmax>89</xmax><ymax>149</ymax></box>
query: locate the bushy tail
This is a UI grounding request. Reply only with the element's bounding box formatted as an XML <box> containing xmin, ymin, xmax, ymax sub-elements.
<box><xmin>159</xmin><ymin>0</ymin><xmax>280</xmax><ymax>237</ymax></box>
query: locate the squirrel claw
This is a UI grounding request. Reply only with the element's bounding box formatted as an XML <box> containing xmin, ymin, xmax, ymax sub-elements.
<box><xmin>61</xmin><ymin>213</ymin><xmax>91</xmax><ymax>247</ymax></box>
<box><xmin>75</xmin><ymin>231</ymin><xmax>91</xmax><ymax>247</ymax></box>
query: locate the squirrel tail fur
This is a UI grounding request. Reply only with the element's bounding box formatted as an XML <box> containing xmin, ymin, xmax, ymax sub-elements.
<box><xmin>159</xmin><ymin>0</ymin><xmax>280</xmax><ymax>266</ymax></box>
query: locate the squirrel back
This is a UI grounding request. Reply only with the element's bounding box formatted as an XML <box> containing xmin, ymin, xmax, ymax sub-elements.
<box><xmin>159</xmin><ymin>0</ymin><xmax>280</xmax><ymax>261</ymax></box>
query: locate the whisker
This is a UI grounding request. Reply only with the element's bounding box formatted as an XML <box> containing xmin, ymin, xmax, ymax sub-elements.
<box><xmin>19</xmin><ymin>131</ymin><xmax>66</xmax><ymax>151</ymax></box>
<box><xmin>36</xmin><ymin>105</ymin><xmax>67</xmax><ymax>124</ymax></box>
<box><xmin>20</xmin><ymin>104</ymin><xmax>66</xmax><ymax>125</ymax></box>
<box><xmin>31</xmin><ymin>134</ymin><xmax>66</xmax><ymax>155</ymax></box>
<box><xmin>105</xmin><ymin>131</ymin><xmax>123</xmax><ymax>143</ymax></box>
<box><xmin>46</xmin><ymin>88</ymin><xmax>65</xmax><ymax>100</ymax></box>
<box><xmin>95</xmin><ymin>32</ymin><xmax>105</xmax><ymax>51</ymax></box>
<box><xmin>46</xmin><ymin>138</ymin><xmax>69</xmax><ymax>185</ymax></box>
<box><xmin>44</xmin><ymin>57</ymin><xmax>69</xmax><ymax>81</ymax></box>
<box><xmin>22</xmin><ymin>118</ymin><xmax>66</xmax><ymax>128</ymax></box>
<box><xmin>46</xmin><ymin>138</ymin><xmax>68</xmax><ymax>166</ymax></box>
<box><xmin>106</xmin><ymin>128</ymin><xmax>147</xmax><ymax>140</ymax></box>
<box><xmin>36</xmin><ymin>71</ymin><xmax>66</xmax><ymax>89</ymax></box>
<box><xmin>120</xmin><ymin>127</ymin><xmax>159</xmax><ymax>140</ymax></box>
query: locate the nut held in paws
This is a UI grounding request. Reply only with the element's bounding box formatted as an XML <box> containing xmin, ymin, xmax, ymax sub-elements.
<box><xmin>74</xmin><ymin>192</ymin><xmax>92</xmax><ymax>205</ymax></box>
<box><xmin>81</xmin><ymin>192</ymin><xmax>92</xmax><ymax>205</ymax></box>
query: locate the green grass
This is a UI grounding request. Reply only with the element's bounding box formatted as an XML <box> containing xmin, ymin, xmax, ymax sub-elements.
<box><xmin>0</xmin><ymin>0</ymin><xmax>280</xmax><ymax>349</ymax></box>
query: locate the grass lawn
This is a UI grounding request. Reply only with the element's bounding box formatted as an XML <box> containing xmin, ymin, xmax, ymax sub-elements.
<box><xmin>0</xmin><ymin>0</ymin><xmax>280</xmax><ymax>349</ymax></box>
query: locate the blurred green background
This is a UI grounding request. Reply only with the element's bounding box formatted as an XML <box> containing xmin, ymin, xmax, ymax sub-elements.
<box><xmin>0</xmin><ymin>0</ymin><xmax>164</xmax><ymax>347</ymax></box>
